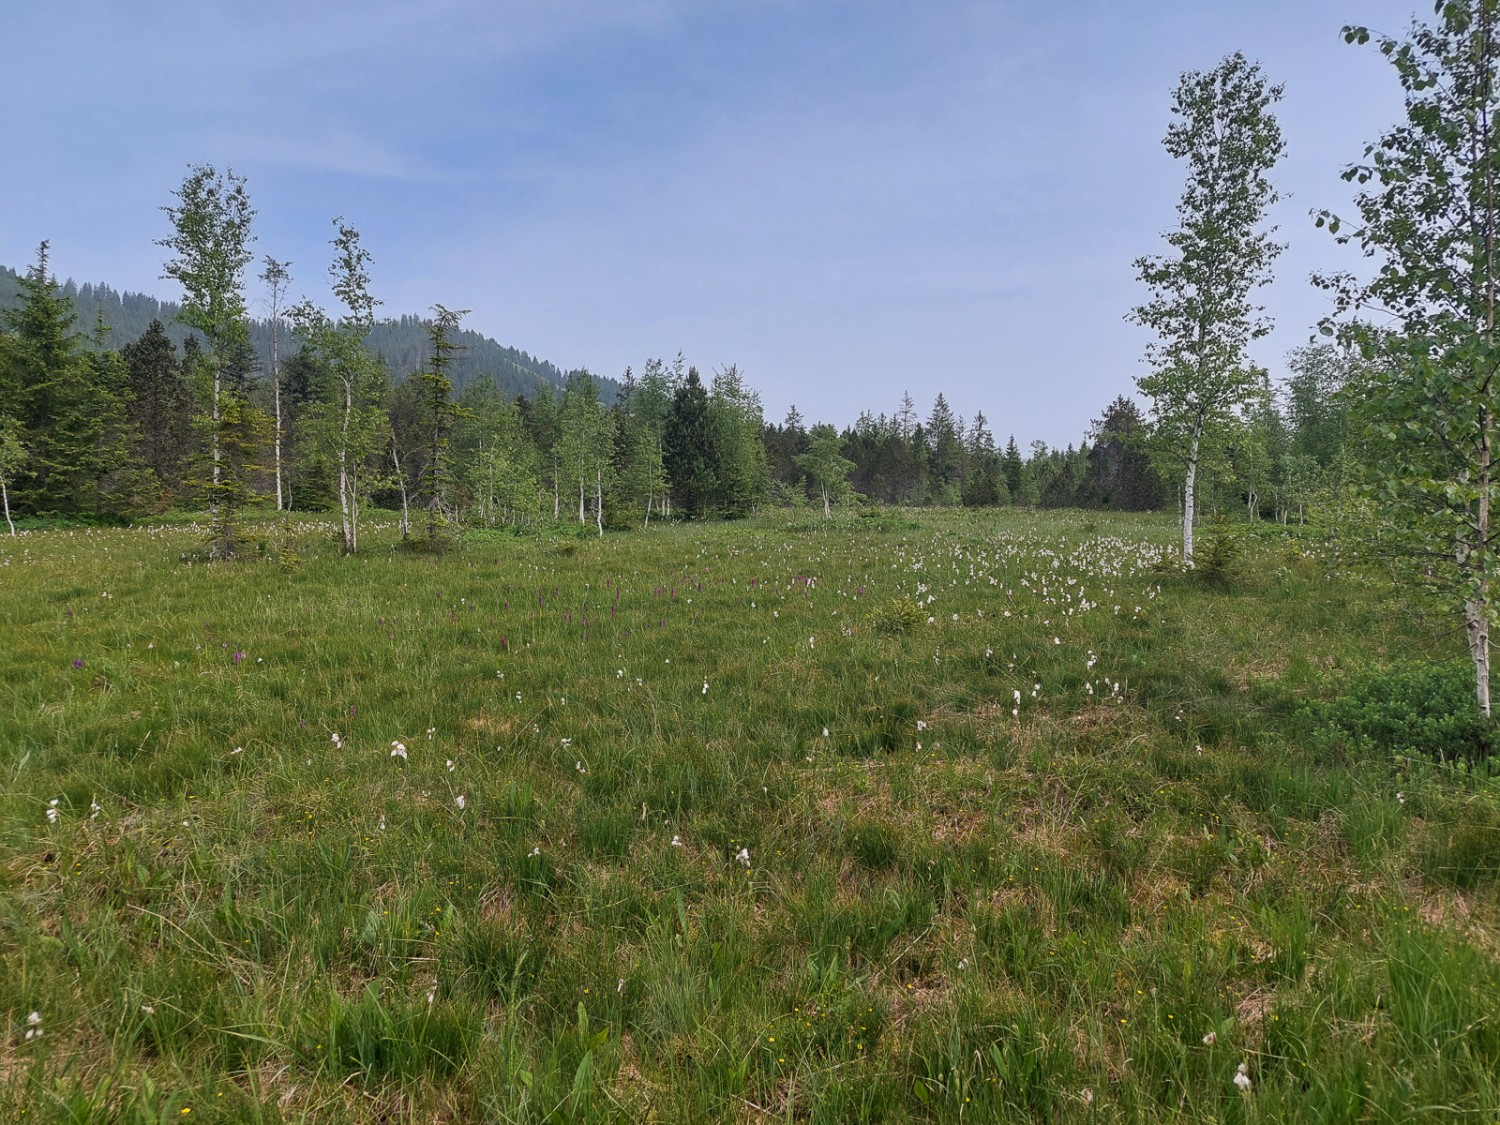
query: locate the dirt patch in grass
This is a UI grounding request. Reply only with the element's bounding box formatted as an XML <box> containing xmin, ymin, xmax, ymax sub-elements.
<box><xmin>1004</xmin><ymin>805</ymin><xmax>1080</xmax><ymax>856</ymax></box>
<box><xmin>1415</xmin><ymin>884</ymin><xmax>1500</xmax><ymax>957</ymax></box>
<box><xmin>1235</xmin><ymin>988</ymin><xmax>1276</xmax><ymax>1028</ymax></box>
<box><xmin>463</xmin><ymin>713</ymin><xmax>516</xmax><ymax>737</ymax></box>
<box><xmin>1129</xmin><ymin>871</ymin><xmax>1192</xmax><ymax>915</ymax></box>
<box><xmin>609</xmin><ymin>1032</ymin><xmax>658</xmax><ymax>1116</ymax></box>
<box><xmin>1228</xmin><ymin>655</ymin><xmax>1289</xmax><ymax>691</ymax></box>
<box><xmin>477</xmin><ymin>885</ymin><xmax>515</xmax><ymax>925</ymax></box>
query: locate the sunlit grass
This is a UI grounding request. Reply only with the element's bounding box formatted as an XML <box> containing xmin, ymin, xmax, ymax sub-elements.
<box><xmin>1</xmin><ymin>508</ymin><xmax>1497</xmax><ymax>1122</ymax></box>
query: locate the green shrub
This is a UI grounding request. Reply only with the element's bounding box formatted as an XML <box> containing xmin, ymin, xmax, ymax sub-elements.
<box><xmin>1303</xmin><ymin>661</ymin><xmax>1494</xmax><ymax>765</ymax></box>
<box><xmin>870</xmin><ymin>595</ymin><xmax>923</xmax><ymax>635</ymax></box>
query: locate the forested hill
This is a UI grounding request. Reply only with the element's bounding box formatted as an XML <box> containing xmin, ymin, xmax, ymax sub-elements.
<box><xmin>0</xmin><ymin>264</ymin><xmax>619</xmax><ymax>403</ymax></box>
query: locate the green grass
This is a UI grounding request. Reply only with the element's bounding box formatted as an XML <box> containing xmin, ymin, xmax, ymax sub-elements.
<box><xmin>1</xmin><ymin>508</ymin><xmax>1497</xmax><ymax>1122</ymax></box>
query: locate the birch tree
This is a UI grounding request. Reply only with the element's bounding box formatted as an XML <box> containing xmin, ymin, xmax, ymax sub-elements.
<box><xmin>797</xmin><ymin>425</ymin><xmax>856</xmax><ymax>518</ymax></box>
<box><xmin>259</xmin><ymin>256</ymin><xmax>292</xmax><ymax>511</ymax></box>
<box><xmin>1315</xmin><ymin>0</ymin><xmax>1500</xmax><ymax>715</ymax></box>
<box><xmin>291</xmin><ymin>219</ymin><xmax>386</xmax><ymax>554</ymax></box>
<box><xmin>558</xmin><ymin>371</ymin><xmax>613</xmax><ymax>532</ymax></box>
<box><xmin>158</xmin><ymin>165</ymin><xmax>256</xmax><ymax>558</ymax></box>
<box><xmin>1130</xmin><ymin>53</ymin><xmax>1285</xmax><ymax>564</ymax></box>
<box><xmin>462</xmin><ymin>392</ymin><xmax>539</xmax><ymax>528</ymax></box>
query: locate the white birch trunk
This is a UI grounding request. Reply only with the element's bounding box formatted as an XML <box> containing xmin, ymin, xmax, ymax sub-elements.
<box><xmin>1182</xmin><ymin>423</ymin><xmax>1202</xmax><ymax>566</ymax></box>
<box><xmin>339</xmin><ymin>377</ymin><xmax>355</xmax><ymax>553</ymax></box>
<box><xmin>392</xmin><ymin>435</ymin><xmax>411</xmax><ymax>540</ymax></box>
<box><xmin>1</xmin><ymin>475</ymin><xmax>13</xmax><ymax>535</ymax></box>
<box><xmin>596</xmin><ymin>470</ymin><xmax>604</xmax><ymax>537</ymax></box>
<box><xmin>1469</xmin><ymin>414</ymin><xmax>1493</xmax><ymax>717</ymax></box>
<box><xmin>338</xmin><ymin>450</ymin><xmax>351</xmax><ymax>551</ymax></box>
<box><xmin>1467</xmin><ymin>595</ymin><xmax>1491</xmax><ymax>719</ymax></box>
<box><xmin>271</xmin><ymin>321</ymin><xmax>283</xmax><ymax>512</ymax></box>
<box><xmin>485</xmin><ymin>447</ymin><xmax>496</xmax><ymax>528</ymax></box>
<box><xmin>210</xmin><ymin>360</ymin><xmax>222</xmax><ymax>549</ymax></box>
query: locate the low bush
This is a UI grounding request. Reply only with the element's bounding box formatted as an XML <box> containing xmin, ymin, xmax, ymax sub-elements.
<box><xmin>1303</xmin><ymin>661</ymin><xmax>1494</xmax><ymax>764</ymax></box>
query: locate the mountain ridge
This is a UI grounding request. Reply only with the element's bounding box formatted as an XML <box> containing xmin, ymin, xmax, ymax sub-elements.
<box><xmin>0</xmin><ymin>263</ymin><xmax>620</xmax><ymax>404</ymax></box>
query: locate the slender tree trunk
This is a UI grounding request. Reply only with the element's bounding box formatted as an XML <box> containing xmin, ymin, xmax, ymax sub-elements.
<box><xmin>644</xmin><ymin>492</ymin><xmax>652</xmax><ymax>530</ymax></box>
<box><xmin>429</xmin><ymin>413</ymin><xmax>441</xmax><ymax>543</ymax></box>
<box><xmin>339</xmin><ymin>377</ymin><xmax>355</xmax><ymax>553</ymax></box>
<box><xmin>1471</xmin><ymin>414</ymin><xmax>1493</xmax><ymax>717</ymax></box>
<box><xmin>209</xmin><ymin>355</ymin><xmax>225</xmax><ymax>554</ymax></box>
<box><xmin>1183</xmin><ymin>421</ymin><xmax>1202</xmax><ymax>566</ymax></box>
<box><xmin>1479</xmin><ymin>33</ymin><xmax>1496</xmax><ymax>719</ymax></box>
<box><xmin>391</xmin><ymin>434</ymin><xmax>410</xmax><ymax>540</ymax></box>
<box><xmin>272</xmin><ymin>323</ymin><xmax>283</xmax><ymax>513</ymax></box>
<box><xmin>578</xmin><ymin>470</ymin><xmax>585</xmax><ymax>525</ymax></box>
<box><xmin>1</xmin><ymin>474</ymin><xmax>13</xmax><ymax>535</ymax></box>
<box><xmin>596</xmin><ymin>471</ymin><xmax>604</xmax><ymax>537</ymax></box>
<box><xmin>211</xmin><ymin>363</ymin><xmax>222</xmax><ymax>496</ymax></box>
<box><xmin>823</xmin><ymin>483</ymin><xmax>831</xmax><ymax>519</ymax></box>
<box><xmin>485</xmin><ymin>447</ymin><xmax>496</xmax><ymax>528</ymax></box>
<box><xmin>1467</xmin><ymin>593</ymin><xmax>1491</xmax><ymax>718</ymax></box>
<box><xmin>338</xmin><ymin>450</ymin><xmax>351</xmax><ymax>551</ymax></box>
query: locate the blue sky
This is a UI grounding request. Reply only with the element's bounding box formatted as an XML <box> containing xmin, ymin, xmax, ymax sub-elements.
<box><xmin>3</xmin><ymin>0</ymin><xmax>1421</xmax><ymax>447</ymax></box>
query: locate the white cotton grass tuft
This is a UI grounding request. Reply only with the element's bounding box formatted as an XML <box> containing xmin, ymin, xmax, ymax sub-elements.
<box><xmin>1234</xmin><ymin>1062</ymin><xmax>1252</xmax><ymax>1091</ymax></box>
<box><xmin>390</xmin><ymin>741</ymin><xmax>407</xmax><ymax>760</ymax></box>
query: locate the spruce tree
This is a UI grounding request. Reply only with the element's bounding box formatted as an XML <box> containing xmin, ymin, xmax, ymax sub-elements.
<box><xmin>416</xmin><ymin>304</ymin><xmax>467</xmax><ymax>543</ymax></box>
<box><xmin>2</xmin><ymin>244</ymin><xmax>136</xmax><ymax>518</ymax></box>
<box><xmin>123</xmin><ymin>319</ymin><xmax>195</xmax><ymax>497</ymax></box>
<box><xmin>1002</xmin><ymin>436</ymin><xmax>1024</xmax><ymax>501</ymax></box>
<box><xmin>663</xmin><ymin>367</ymin><xmax>714</xmax><ymax>517</ymax></box>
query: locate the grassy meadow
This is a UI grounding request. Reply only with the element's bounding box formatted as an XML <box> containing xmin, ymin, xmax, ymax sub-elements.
<box><xmin>1</xmin><ymin>509</ymin><xmax>1498</xmax><ymax>1123</ymax></box>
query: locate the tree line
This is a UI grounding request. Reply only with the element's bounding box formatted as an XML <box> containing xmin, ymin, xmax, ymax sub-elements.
<box><xmin>0</xmin><ymin>232</ymin><xmax>1350</xmax><ymax>542</ymax></box>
